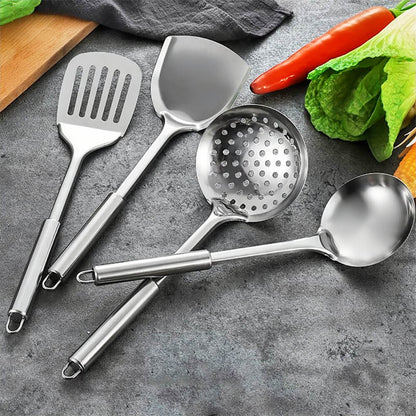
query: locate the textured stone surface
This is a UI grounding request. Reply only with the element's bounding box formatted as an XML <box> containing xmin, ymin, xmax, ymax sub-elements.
<box><xmin>1</xmin><ymin>1</ymin><xmax>415</xmax><ymax>415</ymax></box>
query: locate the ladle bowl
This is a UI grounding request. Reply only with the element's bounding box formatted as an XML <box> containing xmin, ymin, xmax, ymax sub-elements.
<box><xmin>319</xmin><ymin>173</ymin><xmax>415</xmax><ymax>266</ymax></box>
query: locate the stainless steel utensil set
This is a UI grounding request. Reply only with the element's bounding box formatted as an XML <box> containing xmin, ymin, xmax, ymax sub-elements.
<box><xmin>42</xmin><ymin>36</ymin><xmax>250</xmax><ymax>290</ymax></box>
<box><xmin>6</xmin><ymin>36</ymin><xmax>415</xmax><ymax>381</ymax></box>
<box><xmin>61</xmin><ymin>105</ymin><xmax>308</xmax><ymax>379</ymax></box>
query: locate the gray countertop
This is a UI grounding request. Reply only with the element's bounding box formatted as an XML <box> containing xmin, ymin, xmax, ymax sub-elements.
<box><xmin>1</xmin><ymin>1</ymin><xmax>415</xmax><ymax>415</ymax></box>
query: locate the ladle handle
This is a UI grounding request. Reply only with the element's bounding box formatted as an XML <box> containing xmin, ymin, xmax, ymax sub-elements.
<box><xmin>44</xmin><ymin>116</ymin><xmax>187</xmax><ymax>289</ymax></box>
<box><xmin>85</xmin><ymin>235</ymin><xmax>333</xmax><ymax>286</ymax></box>
<box><xmin>210</xmin><ymin>234</ymin><xmax>333</xmax><ymax>263</ymax></box>
<box><xmin>62</xmin><ymin>205</ymin><xmax>242</xmax><ymax>378</ymax></box>
<box><xmin>89</xmin><ymin>250</ymin><xmax>213</xmax><ymax>285</ymax></box>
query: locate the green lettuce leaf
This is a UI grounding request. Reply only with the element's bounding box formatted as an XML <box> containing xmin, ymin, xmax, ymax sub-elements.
<box><xmin>305</xmin><ymin>69</ymin><xmax>367</xmax><ymax>142</ymax></box>
<box><xmin>305</xmin><ymin>7</ymin><xmax>416</xmax><ymax>161</ymax></box>
<box><xmin>0</xmin><ymin>0</ymin><xmax>41</xmax><ymax>25</ymax></box>
<box><xmin>341</xmin><ymin>58</ymin><xmax>387</xmax><ymax>136</ymax></box>
<box><xmin>380</xmin><ymin>58</ymin><xmax>416</xmax><ymax>160</ymax></box>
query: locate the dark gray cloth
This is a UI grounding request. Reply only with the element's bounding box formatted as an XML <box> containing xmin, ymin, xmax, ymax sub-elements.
<box><xmin>37</xmin><ymin>0</ymin><xmax>292</xmax><ymax>41</ymax></box>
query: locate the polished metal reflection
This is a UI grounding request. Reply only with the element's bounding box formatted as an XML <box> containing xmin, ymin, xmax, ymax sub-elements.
<box><xmin>64</xmin><ymin>105</ymin><xmax>307</xmax><ymax>378</ymax></box>
<box><xmin>197</xmin><ymin>105</ymin><xmax>308</xmax><ymax>222</ymax></box>
<box><xmin>151</xmin><ymin>36</ymin><xmax>250</xmax><ymax>130</ymax></box>
<box><xmin>59</xmin><ymin>40</ymin><xmax>252</xmax><ymax>378</ymax></box>
<box><xmin>80</xmin><ymin>173</ymin><xmax>414</xmax><ymax>284</ymax></box>
<box><xmin>154</xmin><ymin>36</ymin><xmax>251</xmax><ymax>126</ymax></box>
<box><xmin>6</xmin><ymin>52</ymin><xmax>143</xmax><ymax>333</ymax></box>
<box><xmin>76</xmin><ymin>104</ymin><xmax>308</xmax><ymax>286</ymax></box>
<box><xmin>209</xmin><ymin>173</ymin><xmax>415</xmax><ymax>267</ymax></box>
<box><xmin>319</xmin><ymin>173</ymin><xmax>415</xmax><ymax>266</ymax></box>
<box><xmin>43</xmin><ymin>35</ymin><xmax>250</xmax><ymax>292</ymax></box>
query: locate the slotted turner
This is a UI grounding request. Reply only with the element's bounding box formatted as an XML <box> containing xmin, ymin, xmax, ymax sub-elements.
<box><xmin>6</xmin><ymin>52</ymin><xmax>142</xmax><ymax>333</ymax></box>
<box><xmin>42</xmin><ymin>36</ymin><xmax>250</xmax><ymax>290</ymax></box>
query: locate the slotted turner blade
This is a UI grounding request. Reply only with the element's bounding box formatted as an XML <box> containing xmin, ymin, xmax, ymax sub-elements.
<box><xmin>6</xmin><ymin>52</ymin><xmax>142</xmax><ymax>333</ymax></box>
<box><xmin>44</xmin><ymin>36</ymin><xmax>250</xmax><ymax>294</ymax></box>
<box><xmin>58</xmin><ymin>52</ymin><xmax>141</xmax><ymax>135</ymax></box>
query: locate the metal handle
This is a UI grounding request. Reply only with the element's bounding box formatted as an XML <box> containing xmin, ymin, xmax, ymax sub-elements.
<box><xmin>79</xmin><ymin>250</ymin><xmax>213</xmax><ymax>285</ymax></box>
<box><xmin>7</xmin><ymin>152</ymin><xmax>84</xmax><ymax>332</ymax></box>
<box><xmin>62</xmin><ymin>279</ymin><xmax>160</xmax><ymax>377</ymax></box>
<box><xmin>62</xmin><ymin>203</ymin><xmax>244</xmax><ymax>378</ymax></box>
<box><xmin>43</xmin><ymin>192</ymin><xmax>126</xmax><ymax>289</ymax></box>
<box><xmin>44</xmin><ymin>116</ymin><xmax>188</xmax><ymax>289</ymax></box>
<box><xmin>117</xmin><ymin>114</ymin><xmax>191</xmax><ymax>197</ymax></box>
<box><xmin>79</xmin><ymin>234</ymin><xmax>334</xmax><ymax>287</ymax></box>
<box><xmin>210</xmin><ymin>234</ymin><xmax>334</xmax><ymax>263</ymax></box>
<box><xmin>6</xmin><ymin>219</ymin><xmax>60</xmax><ymax>333</ymax></box>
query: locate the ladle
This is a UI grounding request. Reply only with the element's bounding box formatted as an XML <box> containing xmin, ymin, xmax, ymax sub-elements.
<box><xmin>78</xmin><ymin>173</ymin><xmax>415</xmax><ymax>286</ymax></box>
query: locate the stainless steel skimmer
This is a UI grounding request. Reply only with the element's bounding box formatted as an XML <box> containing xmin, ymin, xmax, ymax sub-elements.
<box><xmin>79</xmin><ymin>173</ymin><xmax>414</xmax><ymax>286</ymax></box>
<box><xmin>6</xmin><ymin>52</ymin><xmax>142</xmax><ymax>333</ymax></box>
<box><xmin>61</xmin><ymin>104</ymin><xmax>308</xmax><ymax>378</ymax></box>
<box><xmin>42</xmin><ymin>36</ymin><xmax>250</xmax><ymax>291</ymax></box>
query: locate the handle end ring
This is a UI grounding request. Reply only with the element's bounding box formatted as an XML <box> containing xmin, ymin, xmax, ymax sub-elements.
<box><xmin>76</xmin><ymin>270</ymin><xmax>95</xmax><ymax>284</ymax></box>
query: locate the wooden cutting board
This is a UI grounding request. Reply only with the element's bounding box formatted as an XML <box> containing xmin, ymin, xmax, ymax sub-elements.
<box><xmin>0</xmin><ymin>13</ymin><xmax>97</xmax><ymax>111</ymax></box>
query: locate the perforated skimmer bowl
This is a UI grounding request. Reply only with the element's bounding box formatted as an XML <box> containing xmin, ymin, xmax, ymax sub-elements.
<box><xmin>197</xmin><ymin>104</ymin><xmax>307</xmax><ymax>222</ymax></box>
<box><xmin>63</xmin><ymin>105</ymin><xmax>307</xmax><ymax>378</ymax></box>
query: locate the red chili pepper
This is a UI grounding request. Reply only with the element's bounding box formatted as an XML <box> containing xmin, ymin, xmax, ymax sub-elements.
<box><xmin>250</xmin><ymin>1</ymin><xmax>415</xmax><ymax>95</ymax></box>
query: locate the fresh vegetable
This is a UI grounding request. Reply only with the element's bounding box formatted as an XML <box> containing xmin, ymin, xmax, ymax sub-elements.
<box><xmin>0</xmin><ymin>0</ymin><xmax>41</xmax><ymax>25</ymax></box>
<box><xmin>394</xmin><ymin>128</ymin><xmax>416</xmax><ymax>197</ymax></box>
<box><xmin>305</xmin><ymin>6</ymin><xmax>416</xmax><ymax>161</ymax></box>
<box><xmin>250</xmin><ymin>1</ymin><xmax>415</xmax><ymax>94</ymax></box>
